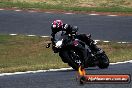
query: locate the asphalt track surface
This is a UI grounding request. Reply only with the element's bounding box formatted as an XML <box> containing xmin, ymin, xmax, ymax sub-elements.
<box><xmin>0</xmin><ymin>10</ymin><xmax>132</xmax><ymax>88</ymax></box>
<box><xmin>0</xmin><ymin>10</ymin><xmax>132</xmax><ymax>42</ymax></box>
<box><xmin>0</xmin><ymin>63</ymin><xmax>132</xmax><ymax>88</ymax></box>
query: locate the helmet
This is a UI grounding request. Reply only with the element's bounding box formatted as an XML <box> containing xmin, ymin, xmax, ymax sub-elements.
<box><xmin>51</xmin><ymin>20</ymin><xmax>63</xmax><ymax>33</ymax></box>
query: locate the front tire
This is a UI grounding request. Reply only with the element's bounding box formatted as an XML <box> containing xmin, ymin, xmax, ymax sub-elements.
<box><xmin>97</xmin><ymin>53</ymin><xmax>109</xmax><ymax>69</ymax></box>
<box><xmin>68</xmin><ymin>46</ymin><xmax>87</xmax><ymax>70</ymax></box>
<box><xmin>68</xmin><ymin>49</ymin><xmax>84</xmax><ymax>71</ymax></box>
<box><xmin>59</xmin><ymin>50</ymin><xmax>81</xmax><ymax>70</ymax></box>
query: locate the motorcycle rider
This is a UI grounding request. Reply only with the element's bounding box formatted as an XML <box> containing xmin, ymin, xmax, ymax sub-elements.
<box><xmin>51</xmin><ymin>20</ymin><xmax>101</xmax><ymax>54</ymax></box>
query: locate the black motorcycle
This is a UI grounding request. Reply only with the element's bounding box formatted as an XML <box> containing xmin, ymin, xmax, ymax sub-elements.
<box><xmin>47</xmin><ymin>31</ymin><xmax>109</xmax><ymax>70</ymax></box>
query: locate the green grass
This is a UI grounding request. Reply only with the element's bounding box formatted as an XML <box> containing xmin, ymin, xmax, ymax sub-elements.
<box><xmin>0</xmin><ymin>35</ymin><xmax>132</xmax><ymax>73</ymax></box>
<box><xmin>97</xmin><ymin>42</ymin><xmax>132</xmax><ymax>63</ymax></box>
<box><xmin>0</xmin><ymin>35</ymin><xmax>68</xmax><ymax>73</ymax></box>
<box><xmin>1</xmin><ymin>0</ymin><xmax>132</xmax><ymax>8</ymax></box>
<box><xmin>0</xmin><ymin>1</ymin><xmax>132</xmax><ymax>13</ymax></box>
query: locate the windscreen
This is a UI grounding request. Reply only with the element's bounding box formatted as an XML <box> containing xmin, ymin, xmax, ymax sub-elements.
<box><xmin>54</xmin><ymin>31</ymin><xmax>66</xmax><ymax>42</ymax></box>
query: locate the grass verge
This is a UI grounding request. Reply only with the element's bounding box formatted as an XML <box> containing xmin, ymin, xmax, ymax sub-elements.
<box><xmin>0</xmin><ymin>34</ymin><xmax>132</xmax><ymax>73</ymax></box>
<box><xmin>0</xmin><ymin>1</ymin><xmax>132</xmax><ymax>13</ymax></box>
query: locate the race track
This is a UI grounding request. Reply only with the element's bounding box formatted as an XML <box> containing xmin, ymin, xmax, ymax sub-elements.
<box><xmin>0</xmin><ymin>63</ymin><xmax>132</xmax><ymax>88</ymax></box>
<box><xmin>0</xmin><ymin>10</ymin><xmax>132</xmax><ymax>42</ymax></box>
<box><xmin>0</xmin><ymin>9</ymin><xmax>132</xmax><ymax>88</ymax></box>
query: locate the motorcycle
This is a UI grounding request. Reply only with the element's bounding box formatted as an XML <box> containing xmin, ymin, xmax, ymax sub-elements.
<box><xmin>47</xmin><ymin>31</ymin><xmax>109</xmax><ymax>70</ymax></box>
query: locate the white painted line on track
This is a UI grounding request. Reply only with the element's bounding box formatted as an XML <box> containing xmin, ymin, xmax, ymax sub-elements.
<box><xmin>107</xmin><ymin>15</ymin><xmax>118</xmax><ymax>17</ymax></box>
<box><xmin>103</xmin><ymin>41</ymin><xmax>110</xmax><ymax>43</ymax></box>
<box><xmin>65</xmin><ymin>13</ymin><xmax>74</xmax><ymax>14</ymax></box>
<box><xmin>0</xmin><ymin>67</ymin><xmax>73</xmax><ymax>77</ymax></box>
<box><xmin>110</xmin><ymin>60</ymin><xmax>132</xmax><ymax>65</ymax></box>
<box><xmin>9</xmin><ymin>34</ymin><xmax>18</xmax><ymax>36</ymax></box>
<box><xmin>41</xmin><ymin>36</ymin><xmax>50</xmax><ymax>38</ymax></box>
<box><xmin>0</xmin><ymin>8</ymin><xmax>121</xmax><ymax>17</ymax></box>
<box><xmin>121</xmin><ymin>42</ymin><xmax>129</xmax><ymax>44</ymax></box>
<box><xmin>14</xmin><ymin>10</ymin><xmax>22</xmax><ymax>12</ymax></box>
<box><xmin>0</xmin><ymin>9</ymin><xmax>4</xmax><ymax>11</ymax></box>
<box><xmin>94</xmin><ymin>40</ymin><xmax>101</xmax><ymax>41</ymax></box>
<box><xmin>117</xmin><ymin>42</ymin><xmax>122</xmax><ymax>43</ymax></box>
<box><xmin>7</xmin><ymin>34</ymin><xmax>132</xmax><ymax>44</ymax></box>
<box><xmin>27</xmin><ymin>35</ymin><xmax>36</xmax><ymax>37</ymax></box>
<box><xmin>117</xmin><ymin>42</ymin><xmax>130</xmax><ymax>44</ymax></box>
<box><xmin>45</xmin><ymin>12</ymin><xmax>52</xmax><ymax>14</ymax></box>
<box><xmin>124</xmin><ymin>60</ymin><xmax>132</xmax><ymax>63</ymax></box>
<box><xmin>0</xmin><ymin>60</ymin><xmax>132</xmax><ymax>77</ymax></box>
<box><xmin>89</xmin><ymin>14</ymin><xmax>99</xmax><ymax>16</ymax></box>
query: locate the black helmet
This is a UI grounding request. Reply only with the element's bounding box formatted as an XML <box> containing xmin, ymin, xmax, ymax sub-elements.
<box><xmin>51</xmin><ymin>20</ymin><xmax>63</xmax><ymax>33</ymax></box>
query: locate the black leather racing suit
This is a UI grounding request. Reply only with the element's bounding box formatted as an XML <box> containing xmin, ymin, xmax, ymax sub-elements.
<box><xmin>51</xmin><ymin>24</ymin><xmax>99</xmax><ymax>53</ymax></box>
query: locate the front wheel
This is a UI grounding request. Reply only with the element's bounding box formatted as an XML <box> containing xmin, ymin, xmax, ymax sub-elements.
<box><xmin>68</xmin><ymin>50</ymin><xmax>83</xmax><ymax>70</ymax></box>
<box><xmin>97</xmin><ymin>53</ymin><xmax>109</xmax><ymax>69</ymax></box>
<box><xmin>68</xmin><ymin>46</ymin><xmax>87</xmax><ymax>71</ymax></box>
<box><xmin>59</xmin><ymin>49</ymin><xmax>82</xmax><ymax>71</ymax></box>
